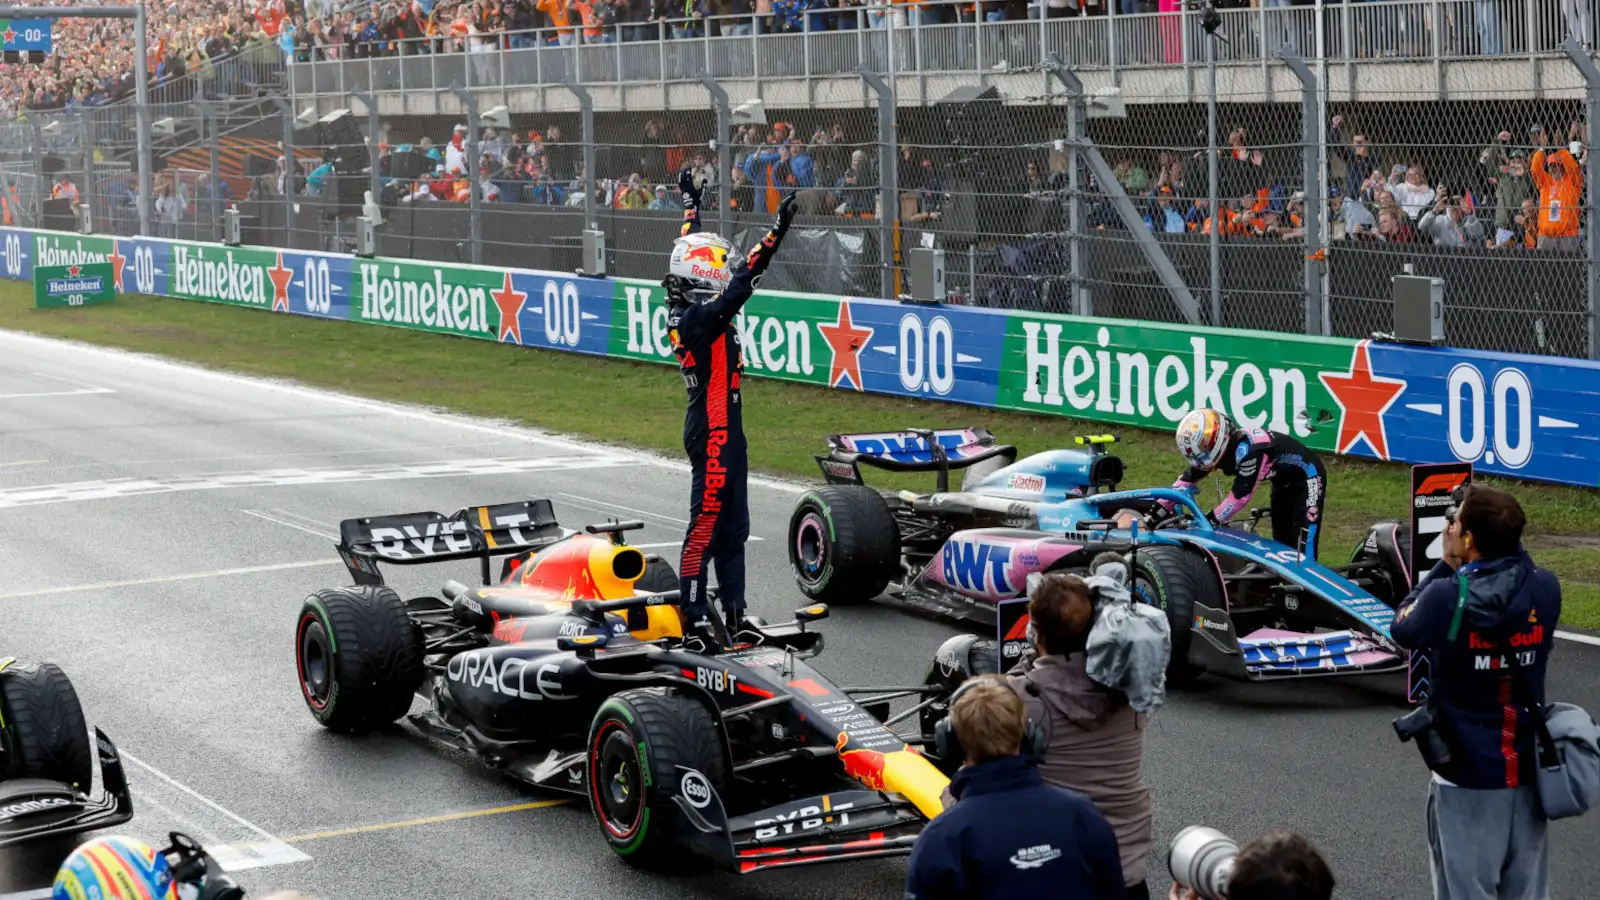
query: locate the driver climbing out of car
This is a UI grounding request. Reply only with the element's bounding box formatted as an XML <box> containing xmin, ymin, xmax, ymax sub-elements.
<box><xmin>1168</xmin><ymin>408</ymin><xmax>1328</xmax><ymax>560</ymax></box>
<box><xmin>667</xmin><ymin>167</ymin><xmax>798</xmax><ymax>651</ymax></box>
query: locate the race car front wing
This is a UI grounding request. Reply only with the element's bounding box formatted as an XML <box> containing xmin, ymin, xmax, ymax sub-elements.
<box><xmin>668</xmin><ymin>772</ymin><xmax>928</xmax><ymax>874</ymax></box>
<box><xmin>0</xmin><ymin>728</ymin><xmax>134</xmax><ymax>848</ymax></box>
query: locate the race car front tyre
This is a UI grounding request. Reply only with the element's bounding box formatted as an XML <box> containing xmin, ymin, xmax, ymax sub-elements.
<box><xmin>1132</xmin><ymin>547</ymin><xmax>1217</xmax><ymax>687</ymax></box>
<box><xmin>788</xmin><ymin>486</ymin><xmax>900</xmax><ymax>604</ymax></box>
<box><xmin>0</xmin><ymin>662</ymin><xmax>93</xmax><ymax>791</ymax></box>
<box><xmin>296</xmin><ymin>586</ymin><xmax>425</xmax><ymax>733</ymax></box>
<box><xmin>587</xmin><ymin>687</ymin><xmax>728</xmax><ymax>868</ymax></box>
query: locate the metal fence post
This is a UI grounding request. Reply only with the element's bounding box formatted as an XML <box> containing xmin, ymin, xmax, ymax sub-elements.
<box><xmin>267</xmin><ymin>95</ymin><xmax>297</xmax><ymax>249</ymax></box>
<box><xmin>1044</xmin><ymin>54</ymin><xmax>1088</xmax><ymax>316</ymax></box>
<box><xmin>448</xmin><ymin>81</ymin><xmax>482</xmax><ymax>265</ymax></box>
<box><xmin>351</xmin><ymin>88</ymin><xmax>382</xmax><ymax>217</ymax></box>
<box><xmin>194</xmin><ymin>98</ymin><xmax>220</xmax><ymax>242</ymax></box>
<box><xmin>564</xmin><ymin>79</ymin><xmax>597</xmax><ymax>233</ymax></box>
<box><xmin>1204</xmin><ymin>10</ymin><xmax>1221</xmax><ymax>325</ymax></box>
<box><xmin>134</xmin><ymin>2</ymin><xmax>152</xmax><ymax>236</ymax></box>
<box><xmin>1564</xmin><ymin>38</ymin><xmax>1600</xmax><ymax>360</ymax></box>
<box><xmin>859</xmin><ymin>67</ymin><xmax>898</xmax><ymax>301</ymax></box>
<box><xmin>699</xmin><ymin>75</ymin><xmax>733</xmax><ymax>236</ymax></box>
<box><xmin>1281</xmin><ymin>47</ymin><xmax>1326</xmax><ymax>337</ymax></box>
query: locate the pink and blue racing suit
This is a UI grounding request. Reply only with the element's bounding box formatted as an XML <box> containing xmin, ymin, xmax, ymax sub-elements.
<box><xmin>1173</xmin><ymin>428</ymin><xmax>1327</xmax><ymax>559</ymax></box>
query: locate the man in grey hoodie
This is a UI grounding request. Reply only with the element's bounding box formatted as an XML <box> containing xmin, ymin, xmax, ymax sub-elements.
<box><xmin>1007</xmin><ymin>571</ymin><xmax>1154</xmax><ymax>900</ymax></box>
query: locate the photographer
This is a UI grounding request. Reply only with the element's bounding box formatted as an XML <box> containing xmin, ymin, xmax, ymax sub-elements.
<box><xmin>1168</xmin><ymin>829</ymin><xmax>1335</xmax><ymax>900</ymax></box>
<box><xmin>1391</xmin><ymin>485</ymin><xmax>1561</xmax><ymax>900</ymax></box>
<box><xmin>1008</xmin><ymin>571</ymin><xmax>1155</xmax><ymax>900</ymax></box>
<box><xmin>906</xmin><ymin>677</ymin><xmax>1125</xmax><ymax>900</ymax></box>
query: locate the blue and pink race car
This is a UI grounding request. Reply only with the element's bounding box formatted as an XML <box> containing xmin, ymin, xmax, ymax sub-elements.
<box><xmin>787</xmin><ymin>427</ymin><xmax>1415</xmax><ymax>686</ymax></box>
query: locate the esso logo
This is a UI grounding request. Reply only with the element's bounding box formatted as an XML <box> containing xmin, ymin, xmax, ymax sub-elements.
<box><xmin>680</xmin><ymin>769</ymin><xmax>712</xmax><ymax>809</ymax></box>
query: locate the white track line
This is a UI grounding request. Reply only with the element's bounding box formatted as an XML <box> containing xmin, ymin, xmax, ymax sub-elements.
<box><xmin>119</xmin><ymin>751</ymin><xmax>311</xmax><ymax>869</ymax></box>
<box><xmin>0</xmin><ymin>330</ymin><xmax>808</xmax><ymax>496</ymax></box>
<box><xmin>241</xmin><ymin>508</ymin><xmax>338</xmax><ymax>540</ymax></box>
<box><xmin>557</xmin><ymin>492</ymin><xmax>692</xmax><ymax>525</ymax></box>
<box><xmin>0</xmin><ymin>459</ymin><xmax>47</xmax><ymax>468</ymax></box>
<box><xmin>0</xmin><ymin>889</ymin><xmax>53</xmax><ymax>900</ymax></box>
<box><xmin>1556</xmin><ymin>629</ymin><xmax>1600</xmax><ymax>646</ymax></box>
<box><xmin>0</xmin><ymin>560</ymin><xmax>341</xmax><ymax>600</ymax></box>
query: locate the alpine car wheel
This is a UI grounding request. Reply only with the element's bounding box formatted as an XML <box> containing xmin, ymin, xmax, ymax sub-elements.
<box><xmin>0</xmin><ymin>661</ymin><xmax>93</xmax><ymax>791</ymax></box>
<box><xmin>1133</xmin><ymin>547</ymin><xmax>1218</xmax><ymax>687</ymax></box>
<box><xmin>788</xmin><ymin>486</ymin><xmax>900</xmax><ymax>604</ymax></box>
<box><xmin>295</xmin><ymin>586</ymin><xmax>424</xmax><ymax>733</ymax></box>
<box><xmin>587</xmin><ymin>687</ymin><xmax>728</xmax><ymax>868</ymax></box>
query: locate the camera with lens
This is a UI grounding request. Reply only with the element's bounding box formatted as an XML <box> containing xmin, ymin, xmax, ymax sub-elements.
<box><xmin>161</xmin><ymin>831</ymin><xmax>247</xmax><ymax>900</ymax></box>
<box><xmin>1393</xmin><ymin>703</ymin><xmax>1455</xmax><ymax>771</ymax></box>
<box><xmin>1169</xmin><ymin>825</ymin><xmax>1239</xmax><ymax>900</ymax></box>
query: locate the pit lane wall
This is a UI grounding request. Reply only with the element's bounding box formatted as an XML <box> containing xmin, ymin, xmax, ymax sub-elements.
<box><xmin>10</xmin><ymin>229</ymin><xmax>1599</xmax><ymax>488</ymax></box>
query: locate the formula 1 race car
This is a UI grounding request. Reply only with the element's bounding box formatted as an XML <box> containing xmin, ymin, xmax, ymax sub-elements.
<box><xmin>0</xmin><ymin>659</ymin><xmax>133</xmax><ymax>847</ymax></box>
<box><xmin>789</xmin><ymin>428</ymin><xmax>1415</xmax><ymax>685</ymax></box>
<box><xmin>294</xmin><ymin>499</ymin><xmax>949</xmax><ymax>873</ymax></box>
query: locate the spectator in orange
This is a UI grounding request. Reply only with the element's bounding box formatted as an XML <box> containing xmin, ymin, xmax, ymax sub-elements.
<box><xmin>1530</xmin><ymin>127</ymin><xmax>1583</xmax><ymax>253</ymax></box>
<box><xmin>537</xmin><ymin>0</ymin><xmax>578</xmax><ymax>45</ymax></box>
<box><xmin>613</xmin><ymin>172</ymin><xmax>650</xmax><ymax>208</ymax></box>
<box><xmin>575</xmin><ymin>0</ymin><xmax>617</xmax><ymax>42</ymax></box>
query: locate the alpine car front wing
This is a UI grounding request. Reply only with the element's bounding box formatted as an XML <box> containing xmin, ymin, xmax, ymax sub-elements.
<box><xmin>0</xmin><ymin>728</ymin><xmax>134</xmax><ymax>848</ymax></box>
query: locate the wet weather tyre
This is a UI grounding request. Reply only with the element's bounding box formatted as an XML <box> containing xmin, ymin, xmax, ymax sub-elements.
<box><xmin>635</xmin><ymin>557</ymin><xmax>679</xmax><ymax>594</ymax></box>
<box><xmin>296</xmin><ymin>586</ymin><xmax>424</xmax><ymax>733</ymax></box>
<box><xmin>587</xmin><ymin>687</ymin><xmax>728</xmax><ymax>868</ymax></box>
<box><xmin>788</xmin><ymin>486</ymin><xmax>900</xmax><ymax>604</ymax></box>
<box><xmin>0</xmin><ymin>662</ymin><xmax>93</xmax><ymax>791</ymax></box>
<box><xmin>1132</xmin><ymin>547</ymin><xmax>1218</xmax><ymax>687</ymax></box>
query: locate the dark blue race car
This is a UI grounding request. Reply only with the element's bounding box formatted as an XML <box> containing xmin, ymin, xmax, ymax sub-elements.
<box><xmin>787</xmin><ymin>428</ymin><xmax>1415</xmax><ymax>686</ymax></box>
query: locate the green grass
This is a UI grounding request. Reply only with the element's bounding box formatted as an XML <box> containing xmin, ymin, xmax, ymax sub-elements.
<box><xmin>5</xmin><ymin>288</ymin><xmax>1599</xmax><ymax>630</ymax></box>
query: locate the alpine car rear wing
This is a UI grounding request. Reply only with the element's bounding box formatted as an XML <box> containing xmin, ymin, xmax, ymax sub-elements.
<box><xmin>820</xmin><ymin>427</ymin><xmax>1018</xmax><ymax>492</ymax></box>
<box><xmin>336</xmin><ymin>499</ymin><xmax>570</xmax><ymax>586</ymax></box>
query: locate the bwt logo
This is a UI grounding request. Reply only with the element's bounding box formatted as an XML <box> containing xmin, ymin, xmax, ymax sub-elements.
<box><xmin>850</xmin><ymin>432</ymin><xmax>967</xmax><ymax>458</ymax></box>
<box><xmin>941</xmin><ymin>540</ymin><xmax>1013</xmax><ymax>596</ymax></box>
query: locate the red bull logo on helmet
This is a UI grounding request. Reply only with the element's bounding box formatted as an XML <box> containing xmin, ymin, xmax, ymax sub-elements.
<box><xmin>680</xmin><ymin>242</ymin><xmax>730</xmax><ymax>283</ymax></box>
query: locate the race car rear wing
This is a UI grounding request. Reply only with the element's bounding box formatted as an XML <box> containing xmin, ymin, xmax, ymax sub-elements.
<box><xmin>336</xmin><ymin>499</ymin><xmax>569</xmax><ymax>586</ymax></box>
<box><xmin>820</xmin><ymin>427</ymin><xmax>1018</xmax><ymax>492</ymax></box>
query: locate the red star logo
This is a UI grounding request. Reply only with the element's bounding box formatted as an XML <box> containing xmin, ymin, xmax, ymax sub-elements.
<box><xmin>490</xmin><ymin>272</ymin><xmax>527</xmax><ymax>344</ymax></box>
<box><xmin>1318</xmin><ymin>340</ymin><xmax>1407</xmax><ymax>459</ymax></box>
<box><xmin>4</xmin><ymin>28</ymin><xmax>17</xmax><ymax>45</ymax></box>
<box><xmin>66</xmin><ymin>265</ymin><xmax>81</xmax><ymax>277</ymax></box>
<box><xmin>267</xmin><ymin>252</ymin><xmax>293</xmax><ymax>312</ymax></box>
<box><xmin>816</xmin><ymin>301</ymin><xmax>874</xmax><ymax>391</ymax></box>
<box><xmin>109</xmin><ymin>241</ymin><xmax>127</xmax><ymax>292</ymax></box>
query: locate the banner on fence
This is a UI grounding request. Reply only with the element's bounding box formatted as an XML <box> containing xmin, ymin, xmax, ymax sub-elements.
<box><xmin>3</xmin><ymin>228</ymin><xmax>1595</xmax><ymax>488</ymax></box>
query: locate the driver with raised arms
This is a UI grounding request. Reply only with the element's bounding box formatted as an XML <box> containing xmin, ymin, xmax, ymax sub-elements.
<box><xmin>1168</xmin><ymin>408</ymin><xmax>1328</xmax><ymax>560</ymax></box>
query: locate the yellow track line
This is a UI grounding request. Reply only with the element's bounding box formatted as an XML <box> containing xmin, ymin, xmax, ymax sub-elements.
<box><xmin>237</xmin><ymin>799</ymin><xmax>569</xmax><ymax>849</ymax></box>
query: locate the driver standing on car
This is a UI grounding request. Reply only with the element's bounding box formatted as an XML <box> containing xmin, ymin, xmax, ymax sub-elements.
<box><xmin>1168</xmin><ymin>408</ymin><xmax>1328</xmax><ymax>560</ymax></box>
<box><xmin>667</xmin><ymin>168</ymin><xmax>797</xmax><ymax>650</ymax></box>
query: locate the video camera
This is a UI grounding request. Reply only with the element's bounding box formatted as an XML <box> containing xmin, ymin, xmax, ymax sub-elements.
<box><xmin>160</xmin><ymin>831</ymin><xmax>246</xmax><ymax>900</ymax></box>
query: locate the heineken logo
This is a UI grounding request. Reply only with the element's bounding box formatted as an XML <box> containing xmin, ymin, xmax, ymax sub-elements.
<box><xmin>172</xmin><ymin>245</ymin><xmax>268</xmax><ymax>306</ymax></box>
<box><xmin>621</xmin><ymin>284</ymin><xmax>816</xmax><ymax>376</ymax></box>
<box><xmin>1020</xmin><ymin>323</ymin><xmax>1312</xmax><ymax>437</ymax></box>
<box><xmin>358</xmin><ymin>262</ymin><xmax>490</xmax><ymax>335</ymax></box>
<box><xmin>47</xmin><ymin>276</ymin><xmax>102</xmax><ymax>294</ymax></box>
<box><xmin>36</xmin><ymin>236</ymin><xmax>107</xmax><ymax>270</ymax></box>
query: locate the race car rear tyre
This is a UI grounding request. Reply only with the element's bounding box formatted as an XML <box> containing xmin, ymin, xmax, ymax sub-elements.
<box><xmin>635</xmin><ymin>556</ymin><xmax>679</xmax><ymax>594</ymax></box>
<box><xmin>588</xmin><ymin>687</ymin><xmax>728</xmax><ymax>868</ymax></box>
<box><xmin>0</xmin><ymin>662</ymin><xmax>93</xmax><ymax>791</ymax></box>
<box><xmin>1132</xmin><ymin>547</ymin><xmax>1217</xmax><ymax>687</ymax></box>
<box><xmin>1351</xmin><ymin>522</ymin><xmax>1413</xmax><ymax>608</ymax></box>
<box><xmin>789</xmin><ymin>486</ymin><xmax>900</xmax><ymax>604</ymax></box>
<box><xmin>296</xmin><ymin>586</ymin><xmax>425</xmax><ymax>733</ymax></box>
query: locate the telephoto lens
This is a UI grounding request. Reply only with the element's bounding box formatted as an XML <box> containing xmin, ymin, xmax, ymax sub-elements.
<box><xmin>1168</xmin><ymin>825</ymin><xmax>1240</xmax><ymax>900</ymax></box>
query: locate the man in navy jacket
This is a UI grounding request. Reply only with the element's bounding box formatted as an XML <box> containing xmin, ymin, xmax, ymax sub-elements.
<box><xmin>1391</xmin><ymin>485</ymin><xmax>1561</xmax><ymax>900</ymax></box>
<box><xmin>906</xmin><ymin>677</ymin><xmax>1125</xmax><ymax>900</ymax></box>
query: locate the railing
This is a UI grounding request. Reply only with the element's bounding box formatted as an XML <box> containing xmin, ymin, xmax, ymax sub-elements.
<box><xmin>288</xmin><ymin>0</ymin><xmax>1591</xmax><ymax>96</ymax></box>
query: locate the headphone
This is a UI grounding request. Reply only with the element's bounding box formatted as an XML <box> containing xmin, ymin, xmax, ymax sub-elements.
<box><xmin>933</xmin><ymin>677</ymin><xmax>1047</xmax><ymax>766</ymax></box>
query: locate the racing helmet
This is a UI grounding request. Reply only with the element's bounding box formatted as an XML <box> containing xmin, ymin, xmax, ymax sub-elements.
<box><xmin>54</xmin><ymin>835</ymin><xmax>177</xmax><ymax>900</ymax></box>
<box><xmin>1175</xmin><ymin>408</ymin><xmax>1235</xmax><ymax>471</ymax></box>
<box><xmin>668</xmin><ymin>231</ymin><xmax>739</xmax><ymax>299</ymax></box>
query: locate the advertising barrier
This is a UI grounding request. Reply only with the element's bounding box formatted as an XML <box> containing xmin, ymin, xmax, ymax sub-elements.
<box><xmin>5</xmin><ymin>228</ymin><xmax>1597</xmax><ymax>488</ymax></box>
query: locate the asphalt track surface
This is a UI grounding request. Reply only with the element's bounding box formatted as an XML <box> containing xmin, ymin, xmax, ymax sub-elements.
<box><xmin>0</xmin><ymin>329</ymin><xmax>1596</xmax><ymax>900</ymax></box>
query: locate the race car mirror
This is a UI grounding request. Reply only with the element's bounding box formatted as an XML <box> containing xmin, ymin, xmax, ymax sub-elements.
<box><xmin>997</xmin><ymin>597</ymin><xmax>1031</xmax><ymax>667</ymax></box>
<box><xmin>1407</xmin><ymin>462</ymin><xmax>1473</xmax><ymax>704</ymax></box>
<box><xmin>557</xmin><ymin>633</ymin><xmax>609</xmax><ymax>658</ymax></box>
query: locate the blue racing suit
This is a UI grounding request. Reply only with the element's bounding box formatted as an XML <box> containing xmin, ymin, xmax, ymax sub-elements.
<box><xmin>670</xmin><ymin>176</ymin><xmax>794</xmax><ymax>627</ymax></box>
<box><xmin>1175</xmin><ymin>427</ymin><xmax>1327</xmax><ymax>559</ymax></box>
